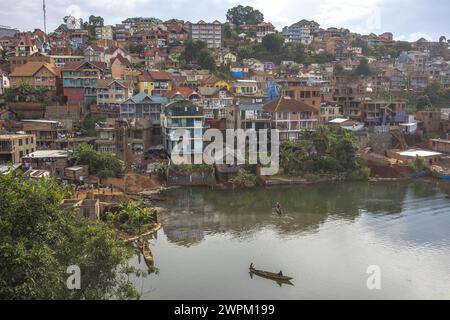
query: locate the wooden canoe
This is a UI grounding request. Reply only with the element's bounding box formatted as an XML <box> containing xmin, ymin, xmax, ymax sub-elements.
<box><xmin>250</xmin><ymin>267</ymin><xmax>293</xmax><ymax>282</ymax></box>
<box><xmin>138</xmin><ymin>240</ymin><xmax>154</xmax><ymax>265</ymax></box>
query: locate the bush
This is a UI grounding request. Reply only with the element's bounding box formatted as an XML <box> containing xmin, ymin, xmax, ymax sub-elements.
<box><xmin>155</xmin><ymin>162</ymin><xmax>168</xmax><ymax>179</ymax></box>
<box><xmin>106</xmin><ymin>201</ymin><xmax>157</xmax><ymax>234</ymax></box>
<box><xmin>230</xmin><ymin>170</ymin><xmax>260</xmax><ymax>188</ymax></box>
<box><xmin>70</xmin><ymin>144</ymin><xmax>123</xmax><ymax>178</ymax></box>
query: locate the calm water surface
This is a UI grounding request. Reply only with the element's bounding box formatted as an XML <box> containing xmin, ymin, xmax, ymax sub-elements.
<box><xmin>131</xmin><ymin>181</ymin><xmax>450</xmax><ymax>300</ymax></box>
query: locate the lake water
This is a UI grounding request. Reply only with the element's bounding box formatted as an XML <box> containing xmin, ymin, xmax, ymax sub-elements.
<box><xmin>131</xmin><ymin>181</ymin><xmax>450</xmax><ymax>300</ymax></box>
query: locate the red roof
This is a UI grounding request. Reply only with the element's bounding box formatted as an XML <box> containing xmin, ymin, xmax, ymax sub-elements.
<box><xmin>144</xmin><ymin>48</ymin><xmax>166</xmax><ymax>57</ymax></box>
<box><xmin>201</xmin><ymin>75</ymin><xmax>221</xmax><ymax>85</ymax></box>
<box><xmin>167</xmin><ymin>87</ymin><xmax>194</xmax><ymax>99</ymax></box>
<box><xmin>139</xmin><ymin>70</ymin><xmax>173</xmax><ymax>81</ymax></box>
<box><xmin>62</xmin><ymin>60</ymin><xmax>106</xmax><ymax>71</ymax></box>
<box><xmin>264</xmin><ymin>96</ymin><xmax>318</xmax><ymax>113</ymax></box>
<box><xmin>110</xmin><ymin>54</ymin><xmax>132</xmax><ymax>68</ymax></box>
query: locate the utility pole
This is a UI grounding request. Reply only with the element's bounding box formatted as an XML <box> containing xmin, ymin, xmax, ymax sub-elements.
<box><xmin>43</xmin><ymin>0</ymin><xmax>47</xmax><ymax>43</ymax></box>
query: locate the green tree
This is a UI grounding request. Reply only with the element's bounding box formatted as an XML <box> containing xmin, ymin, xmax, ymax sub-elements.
<box><xmin>70</xmin><ymin>144</ymin><xmax>122</xmax><ymax>178</ymax></box>
<box><xmin>354</xmin><ymin>58</ymin><xmax>374</xmax><ymax>77</ymax></box>
<box><xmin>180</xmin><ymin>40</ymin><xmax>216</xmax><ymax>70</ymax></box>
<box><xmin>333</xmin><ymin>139</ymin><xmax>358</xmax><ymax>170</ymax></box>
<box><xmin>226</xmin><ymin>5</ymin><xmax>264</xmax><ymax>27</ymax></box>
<box><xmin>0</xmin><ymin>173</ymin><xmax>141</xmax><ymax>299</ymax></box>
<box><xmin>416</xmin><ymin>95</ymin><xmax>433</xmax><ymax>111</ymax></box>
<box><xmin>83</xmin><ymin>15</ymin><xmax>104</xmax><ymax>38</ymax></box>
<box><xmin>424</xmin><ymin>81</ymin><xmax>444</xmax><ymax>105</ymax></box>
<box><xmin>82</xmin><ymin>114</ymin><xmax>106</xmax><ymax>137</ymax></box>
<box><xmin>107</xmin><ymin>201</ymin><xmax>156</xmax><ymax>235</ymax></box>
<box><xmin>197</xmin><ymin>49</ymin><xmax>216</xmax><ymax>70</ymax></box>
<box><xmin>262</xmin><ymin>33</ymin><xmax>285</xmax><ymax>53</ymax></box>
<box><xmin>409</xmin><ymin>156</ymin><xmax>425</xmax><ymax>172</ymax></box>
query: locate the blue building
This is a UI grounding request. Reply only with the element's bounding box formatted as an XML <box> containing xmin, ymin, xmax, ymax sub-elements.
<box><xmin>120</xmin><ymin>92</ymin><xmax>168</xmax><ymax>126</ymax></box>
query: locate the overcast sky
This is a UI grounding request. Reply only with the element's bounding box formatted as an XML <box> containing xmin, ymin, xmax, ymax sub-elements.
<box><xmin>0</xmin><ymin>0</ymin><xmax>448</xmax><ymax>41</ymax></box>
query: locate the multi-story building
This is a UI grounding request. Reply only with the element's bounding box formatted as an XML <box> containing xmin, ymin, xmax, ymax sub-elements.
<box><xmin>96</xmin><ymin>79</ymin><xmax>134</xmax><ymax>109</ymax></box>
<box><xmin>332</xmin><ymin>81</ymin><xmax>365</xmax><ymax>121</ymax></box>
<box><xmin>95</xmin><ymin>25</ymin><xmax>114</xmax><ymax>40</ymax></box>
<box><xmin>19</xmin><ymin>120</ymin><xmax>68</xmax><ymax>149</ymax></box>
<box><xmin>8</xmin><ymin>55</ymin><xmax>52</xmax><ymax>72</ymax></box>
<box><xmin>161</xmin><ymin>100</ymin><xmax>206</xmax><ymax>158</ymax></box>
<box><xmin>282</xmin><ymin>85</ymin><xmax>322</xmax><ymax>109</ymax></box>
<box><xmin>240</xmin><ymin>22</ymin><xmax>275</xmax><ymax>42</ymax></box>
<box><xmin>120</xmin><ymin>92</ymin><xmax>168</xmax><ymax>127</ymax></box>
<box><xmin>138</xmin><ymin>70</ymin><xmax>173</xmax><ymax>96</ymax></box>
<box><xmin>114</xmin><ymin>24</ymin><xmax>131</xmax><ymax>43</ymax></box>
<box><xmin>197</xmin><ymin>87</ymin><xmax>234</xmax><ymax>119</ymax></box>
<box><xmin>361</xmin><ymin>100</ymin><xmax>407</xmax><ymax>126</ymax></box>
<box><xmin>320</xmin><ymin>102</ymin><xmax>342</xmax><ymax>123</ymax></box>
<box><xmin>282</xmin><ymin>20</ymin><xmax>319</xmax><ymax>44</ymax></box>
<box><xmin>68</xmin><ymin>30</ymin><xmax>90</xmax><ymax>49</ymax></box>
<box><xmin>189</xmin><ymin>20</ymin><xmax>223</xmax><ymax>48</ymax></box>
<box><xmin>115</xmin><ymin>118</ymin><xmax>153</xmax><ymax>166</ymax></box>
<box><xmin>22</xmin><ymin>149</ymin><xmax>69</xmax><ymax>178</ymax></box>
<box><xmin>50</xmin><ymin>55</ymin><xmax>85</xmax><ymax>68</ymax></box>
<box><xmin>264</xmin><ymin>96</ymin><xmax>319</xmax><ymax>141</ymax></box>
<box><xmin>0</xmin><ymin>134</ymin><xmax>36</xmax><ymax>164</ymax></box>
<box><xmin>15</xmin><ymin>34</ymin><xmax>38</xmax><ymax>57</ymax></box>
<box><xmin>62</xmin><ymin>60</ymin><xmax>105</xmax><ymax>105</ymax></box>
<box><xmin>110</xmin><ymin>54</ymin><xmax>133</xmax><ymax>79</ymax></box>
<box><xmin>9</xmin><ymin>62</ymin><xmax>62</xmax><ymax>96</ymax></box>
<box><xmin>95</xmin><ymin>119</ymin><xmax>117</xmax><ymax>154</ymax></box>
<box><xmin>233</xmin><ymin>79</ymin><xmax>259</xmax><ymax>96</ymax></box>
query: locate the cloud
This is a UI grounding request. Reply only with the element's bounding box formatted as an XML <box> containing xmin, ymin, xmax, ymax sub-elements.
<box><xmin>312</xmin><ymin>0</ymin><xmax>384</xmax><ymax>33</ymax></box>
<box><xmin>0</xmin><ymin>0</ymin><xmax>447</xmax><ymax>41</ymax></box>
<box><xmin>396</xmin><ymin>32</ymin><xmax>433</xmax><ymax>42</ymax></box>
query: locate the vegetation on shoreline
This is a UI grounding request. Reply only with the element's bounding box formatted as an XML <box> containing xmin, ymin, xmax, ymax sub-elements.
<box><xmin>278</xmin><ymin>127</ymin><xmax>370</xmax><ymax>181</ymax></box>
<box><xmin>106</xmin><ymin>201</ymin><xmax>158</xmax><ymax>236</ymax></box>
<box><xmin>0</xmin><ymin>173</ymin><xmax>141</xmax><ymax>299</ymax></box>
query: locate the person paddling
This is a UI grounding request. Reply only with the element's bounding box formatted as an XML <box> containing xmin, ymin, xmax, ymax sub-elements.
<box><xmin>276</xmin><ymin>202</ymin><xmax>283</xmax><ymax>216</ymax></box>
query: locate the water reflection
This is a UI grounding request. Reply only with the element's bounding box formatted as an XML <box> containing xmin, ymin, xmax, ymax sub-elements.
<box><xmin>158</xmin><ymin>181</ymin><xmax>450</xmax><ymax>247</ymax></box>
<box><xmin>135</xmin><ymin>180</ymin><xmax>450</xmax><ymax>300</ymax></box>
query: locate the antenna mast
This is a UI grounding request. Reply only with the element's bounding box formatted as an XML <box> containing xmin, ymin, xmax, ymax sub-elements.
<box><xmin>43</xmin><ymin>0</ymin><xmax>47</xmax><ymax>39</ymax></box>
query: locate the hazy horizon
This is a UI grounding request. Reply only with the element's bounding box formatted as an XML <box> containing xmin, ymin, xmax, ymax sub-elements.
<box><xmin>0</xmin><ymin>0</ymin><xmax>449</xmax><ymax>42</ymax></box>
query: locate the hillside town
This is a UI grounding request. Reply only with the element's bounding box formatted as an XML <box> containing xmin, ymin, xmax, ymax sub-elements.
<box><xmin>1</xmin><ymin>5</ymin><xmax>450</xmax><ymax>205</ymax></box>
<box><xmin>2</xmin><ymin>1</ymin><xmax>450</xmax><ymax>302</ymax></box>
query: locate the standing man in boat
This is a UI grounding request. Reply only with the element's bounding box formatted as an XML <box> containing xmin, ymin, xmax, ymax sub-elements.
<box><xmin>276</xmin><ymin>202</ymin><xmax>283</xmax><ymax>216</ymax></box>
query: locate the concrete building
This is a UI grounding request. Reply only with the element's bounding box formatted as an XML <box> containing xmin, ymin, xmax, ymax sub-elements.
<box><xmin>22</xmin><ymin>149</ymin><xmax>69</xmax><ymax>177</ymax></box>
<box><xmin>62</xmin><ymin>60</ymin><xmax>106</xmax><ymax>105</ymax></box>
<box><xmin>189</xmin><ymin>20</ymin><xmax>223</xmax><ymax>48</ymax></box>
<box><xmin>264</xmin><ymin>96</ymin><xmax>319</xmax><ymax>141</ymax></box>
<box><xmin>361</xmin><ymin>100</ymin><xmax>406</xmax><ymax>126</ymax></box>
<box><xmin>19</xmin><ymin>120</ymin><xmax>68</xmax><ymax>150</ymax></box>
<box><xmin>430</xmin><ymin>139</ymin><xmax>450</xmax><ymax>154</ymax></box>
<box><xmin>95</xmin><ymin>25</ymin><xmax>114</xmax><ymax>40</ymax></box>
<box><xmin>115</xmin><ymin>118</ymin><xmax>153</xmax><ymax>168</ymax></box>
<box><xmin>96</xmin><ymin>79</ymin><xmax>134</xmax><ymax>109</ymax></box>
<box><xmin>95</xmin><ymin>120</ymin><xmax>117</xmax><ymax>154</ymax></box>
<box><xmin>283</xmin><ymin>85</ymin><xmax>322</xmax><ymax>109</ymax></box>
<box><xmin>0</xmin><ymin>134</ymin><xmax>36</xmax><ymax>164</ymax></box>
<box><xmin>120</xmin><ymin>92</ymin><xmax>168</xmax><ymax>127</ymax></box>
<box><xmin>161</xmin><ymin>100</ymin><xmax>205</xmax><ymax>158</ymax></box>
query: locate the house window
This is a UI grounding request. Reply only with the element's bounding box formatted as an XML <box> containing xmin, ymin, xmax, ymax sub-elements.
<box><xmin>19</xmin><ymin>139</ymin><xmax>23</xmax><ymax>146</ymax></box>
